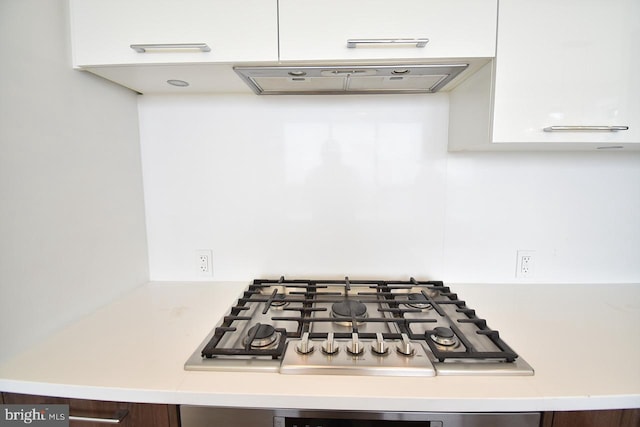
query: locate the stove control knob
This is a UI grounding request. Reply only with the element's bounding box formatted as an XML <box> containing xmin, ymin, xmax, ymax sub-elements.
<box><xmin>347</xmin><ymin>332</ymin><xmax>363</xmax><ymax>355</ymax></box>
<box><xmin>372</xmin><ymin>332</ymin><xmax>388</xmax><ymax>355</ymax></box>
<box><xmin>396</xmin><ymin>333</ymin><xmax>415</xmax><ymax>356</ymax></box>
<box><xmin>322</xmin><ymin>332</ymin><xmax>338</xmax><ymax>355</ymax></box>
<box><xmin>296</xmin><ymin>332</ymin><xmax>314</xmax><ymax>355</ymax></box>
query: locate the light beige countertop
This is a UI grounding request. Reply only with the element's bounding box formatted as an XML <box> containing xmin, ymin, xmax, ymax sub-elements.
<box><xmin>1</xmin><ymin>281</ymin><xmax>639</xmax><ymax>412</ymax></box>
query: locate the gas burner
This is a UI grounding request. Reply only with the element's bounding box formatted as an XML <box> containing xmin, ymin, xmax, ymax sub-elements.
<box><xmin>411</xmin><ymin>286</ymin><xmax>439</xmax><ymax>298</ymax></box>
<box><xmin>331</xmin><ymin>300</ymin><xmax>367</xmax><ymax>318</ymax></box>
<box><xmin>244</xmin><ymin>324</ymin><xmax>279</xmax><ymax>348</ymax></box>
<box><xmin>269</xmin><ymin>294</ymin><xmax>289</xmax><ymax>309</ymax></box>
<box><xmin>429</xmin><ymin>327</ymin><xmax>459</xmax><ymax>348</ymax></box>
<box><xmin>405</xmin><ymin>293</ymin><xmax>432</xmax><ymax>310</ymax></box>
<box><xmin>331</xmin><ymin>300</ymin><xmax>368</xmax><ymax>326</ymax></box>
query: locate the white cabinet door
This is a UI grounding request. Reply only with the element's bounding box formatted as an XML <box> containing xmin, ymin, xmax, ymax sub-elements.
<box><xmin>279</xmin><ymin>0</ymin><xmax>497</xmax><ymax>62</ymax></box>
<box><xmin>449</xmin><ymin>0</ymin><xmax>639</xmax><ymax>150</ymax></box>
<box><xmin>70</xmin><ymin>0</ymin><xmax>278</xmax><ymax>67</ymax></box>
<box><xmin>491</xmin><ymin>0</ymin><xmax>640</xmax><ymax>146</ymax></box>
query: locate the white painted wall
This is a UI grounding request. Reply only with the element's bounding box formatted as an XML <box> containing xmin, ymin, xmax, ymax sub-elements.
<box><xmin>138</xmin><ymin>94</ymin><xmax>640</xmax><ymax>284</ymax></box>
<box><xmin>0</xmin><ymin>0</ymin><xmax>148</xmax><ymax>361</ymax></box>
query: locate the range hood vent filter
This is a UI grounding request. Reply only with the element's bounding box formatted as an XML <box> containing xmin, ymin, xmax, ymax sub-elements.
<box><xmin>234</xmin><ymin>64</ymin><xmax>468</xmax><ymax>95</ymax></box>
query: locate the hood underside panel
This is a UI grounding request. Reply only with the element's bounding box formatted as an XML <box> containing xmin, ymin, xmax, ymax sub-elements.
<box><xmin>234</xmin><ymin>64</ymin><xmax>469</xmax><ymax>95</ymax></box>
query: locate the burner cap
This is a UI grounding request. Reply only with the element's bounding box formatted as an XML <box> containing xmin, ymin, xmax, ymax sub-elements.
<box><xmin>406</xmin><ymin>293</ymin><xmax>431</xmax><ymax>309</ymax></box>
<box><xmin>331</xmin><ymin>300</ymin><xmax>367</xmax><ymax>318</ymax></box>
<box><xmin>410</xmin><ymin>286</ymin><xmax>438</xmax><ymax>298</ymax></box>
<box><xmin>270</xmin><ymin>294</ymin><xmax>288</xmax><ymax>307</ymax></box>
<box><xmin>430</xmin><ymin>327</ymin><xmax>458</xmax><ymax>347</ymax></box>
<box><xmin>433</xmin><ymin>327</ymin><xmax>454</xmax><ymax>339</ymax></box>
<box><xmin>244</xmin><ymin>323</ymin><xmax>278</xmax><ymax>348</ymax></box>
<box><xmin>247</xmin><ymin>323</ymin><xmax>276</xmax><ymax>341</ymax></box>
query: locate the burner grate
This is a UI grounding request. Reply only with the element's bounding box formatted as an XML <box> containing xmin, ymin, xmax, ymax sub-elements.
<box><xmin>199</xmin><ymin>276</ymin><xmax>520</xmax><ymax>364</ymax></box>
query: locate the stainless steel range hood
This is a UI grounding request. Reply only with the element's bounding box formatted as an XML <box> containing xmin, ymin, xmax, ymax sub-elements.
<box><xmin>234</xmin><ymin>64</ymin><xmax>469</xmax><ymax>95</ymax></box>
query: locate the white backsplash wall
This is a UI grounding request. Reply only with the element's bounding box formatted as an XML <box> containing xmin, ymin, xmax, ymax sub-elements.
<box><xmin>138</xmin><ymin>94</ymin><xmax>640</xmax><ymax>283</ymax></box>
<box><xmin>443</xmin><ymin>152</ymin><xmax>640</xmax><ymax>283</ymax></box>
<box><xmin>139</xmin><ymin>94</ymin><xmax>448</xmax><ymax>280</ymax></box>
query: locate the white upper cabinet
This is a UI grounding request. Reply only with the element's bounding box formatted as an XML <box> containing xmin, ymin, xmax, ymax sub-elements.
<box><xmin>278</xmin><ymin>0</ymin><xmax>498</xmax><ymax>62</ymax></box>
<box><xmin>69</xmin><ymin>0</ymin><xmax>278</xmax><ymax>67</ymax></box>
<box><xmin>450</xmin><ymin>0</ymin><xmax>640</xmax><ymax>150</ymax></box>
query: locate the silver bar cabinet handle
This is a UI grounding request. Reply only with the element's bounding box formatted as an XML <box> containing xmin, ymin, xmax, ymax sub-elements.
<box><xmin>347</xmin><ymin>38</ymin><xmax>429</xmax><ymax>48</ymax></box>
<box><xmin>543</xmin><ymin>126</ymin><xmax>629</xmax><ymax>132</ymax></box>
<box><xmin>68</xmin><ymin>409</ymin><xmax>129</xmax><ymax>424</ymax></box>
<box><xmin>130</xmin><ymin>43</ymin><xmax>211</xmax><ymax>53</ymax></box>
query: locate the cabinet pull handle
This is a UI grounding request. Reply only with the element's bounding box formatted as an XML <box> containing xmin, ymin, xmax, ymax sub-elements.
<box><xmin>69</xmin><ymin>409</ymin><xmax>129</xmax><ymax>424</ymax></box>
<box><xmin>543</xmin><ymin>126</ymin><xmax>629</xmax><ymax>132</ymax></box>
<box><xmin>347</xmin><ymin>38</ymin><xmax>429</xmax><ymax>48</ymax></box>
<box><xmin>130</xmin><ymin>43</ymin><xmax>211</xmax><ymax>53</ymax></box>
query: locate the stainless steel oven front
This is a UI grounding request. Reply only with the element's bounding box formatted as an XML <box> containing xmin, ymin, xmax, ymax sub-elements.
<box><xmin>180</xmin><ymin>406</ymin><xmax>541</xmax><ymax>427</ymax></box>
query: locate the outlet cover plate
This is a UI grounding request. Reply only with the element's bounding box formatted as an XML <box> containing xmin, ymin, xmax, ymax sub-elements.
<box><xmin>516</xmin><ymin>250</ymin><xmax>535</xmax><ymax>278</ymax></box>
<box><xmin>196</xmin><ymin>249</ymin><xmax>213</xmax><ymax>277</ymax></box>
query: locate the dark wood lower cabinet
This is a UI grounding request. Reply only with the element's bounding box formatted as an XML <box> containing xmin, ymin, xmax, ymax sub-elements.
<box><xmin>542</xmin><ymin>409</ymin><xmax>640</xmax><ymax>427</ymax></box>
<box><xmin>2</xmin><ymin>392</ymin><xmax>180</xmax><ymax>426</ymax></box>
<box><xmin>4</xmin><ymin>393</ymin><xmax>639</xmax><ymax>427</ymax></box>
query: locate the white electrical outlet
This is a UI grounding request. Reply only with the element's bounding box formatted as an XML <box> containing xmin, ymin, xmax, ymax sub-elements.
<box><xmin>196</xmin><ymin>250</ymin><xmax>213</xmax><ymax>277</ymax></box>
<box><xmin>516</xmin><ymin>250</ymin><xmax>535</xmax><ymax>278</ymax></box>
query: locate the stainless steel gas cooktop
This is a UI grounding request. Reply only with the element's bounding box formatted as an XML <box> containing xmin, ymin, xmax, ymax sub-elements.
<box><xmin>184</xmin><ymin>277</ymin><xmax>534</xmax><ymax>376</ymax></box>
